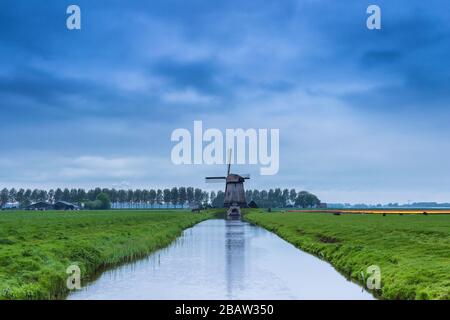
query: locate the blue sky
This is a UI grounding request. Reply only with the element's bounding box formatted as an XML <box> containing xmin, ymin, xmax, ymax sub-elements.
<box><xmin>1</xmin><ymin>0</ymin><xmax>450</xmax><ymax>203</ymax></box>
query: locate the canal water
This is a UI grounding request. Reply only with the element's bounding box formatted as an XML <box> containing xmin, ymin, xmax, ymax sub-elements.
<box><xmin>68</xmin><ymin>219</ymin><xmax>374</xmax><ymax>300</ymax></box>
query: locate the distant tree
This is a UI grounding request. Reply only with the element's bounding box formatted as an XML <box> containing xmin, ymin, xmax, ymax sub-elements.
<box><xmin>170</xmin><ymin>187</ymin><xmax>179</xmax><ymax>208</ymax></box>
<box><xmin>260</xmin><ymin>190</ymin><xmax>268</xmax><ymax>208</ymax></box>
<box><xmin>245</xmin><ymin>190</ymin><xmax>253</xmax><ymax>203</ymax></box>
<box><xmin>295</xmin><ymin>191</ymin><xmax>307</xmax><ymax>208</ymax></box>
<box><xmin>289</xmin><ymin>189</ymin><xmax>297</xmax><ymax>205</ymax></box>
<box><xmin>31</xmin><ymin>189</ymin><xmax>39</xmax><ymax>203</ymax></box>
<box><xmin>210</xmin><ymin>191</ymin><xmax>216</xmax><ymax>206</ymax></box>
<box><xmin>9</xmin><ymin>188</ymin><xmax>17</xmax><ymax>203</ymax></box>
<box><xmin>179</xmin><ymin>187</ymin><xmax>187</xmax><ymax>207</ymax></box>
<box><xmin>187</xmin><ymin>187</ymin><xmax>194</xmax><ymax>205</ymax></box>
<box><xmin>274</xmin><ymin>188</ymin><xmax>282</xmax><ymax>208</ymax></box>
<box><xmin>163</xmin><ymin>189</ymin><xmax>171</xmax><ymax>208</ymax></box>
<box><xmin>117</xmin><ymin>189</ymin><xmax>127</xmax><ymax>206</ymax></box>
<box><xmin>212</xmin><ymin>191</ymin><xmax>225</xmax><ymax>208</ymax></box>
<box><xmin>102</xmin><ymin>188</ymin><xmax>111</xmax><ymax>199</ymax></box>
<box><xmin>70</xmin><ymin>189</ymin><xmax>78</xmax><ymax>203</ymax></box>
<box><xmin>48</xmin><ymin>189</ymin><xmax>55</xmax><ymax>203</ymax></box>
<box><xmin>16</xmin><ymin>189</ymin><xmax>25</xmax><ymax>206</ymax></box>
<box><xmin>282</xmin><ymin>189</ymin><xmax>289</xmax><ymax>207</ymax></box>
<box><xmin>194</xmin><ymin>188</ymin><xmax>202</xmax><ymax>205</ymax></box>
<box><xmin>142</xmin><ymin>189</ymin><xmax>149</xmax><ymax>204</ymax></box>
<box><xmin>156</xmin><ymin>189</ymin><xmax>163</xmax><ymax>206</ymax></box>
<box><xmin>77</xmin><ymin>188</ymin><xmax>86</xmax><ymax>204</ymax></box>
<box><xmin>55</xmin><ymin>188</ymin><xmax>63</xmax><ymax>201</ymax></box>
<box><xmin>202</xmin><ymin>191</ymin><xmax>209</xmax><ymax>207</ymax></box>
<box><xmin>109</xmin><ymin>188</ymin><xmax>118</xmax><ymax>203</ymax></box>
<box><xmin>24</xmin><ymin>189</ymin><xmax>32</xmax><ymax>206</ymax></box>
<box><xmin>0</xmin><ymin>188</ymin><xmax>9</xmax><ymax>206</ymax></box>
<box><xmin>252</xmin><ymin>190</ymin><xmax>260</xmax><ymax>204</ymax></box>
<box><xmin>84</xmin><ymin>192</ymin><xmax>111</xmax><ymax>210</ymax></box>
<box><xmin>84</xmin><ymin>200</ymin><xmax>103</xmax><ymax>210</ymax></box>
<box><xmin>87</xmin><ymin>189</ymin><xmax>96</xmax><ymax>201</ymax></box>
<box><xmin>295</xmin><ymin>191</ymin><xmax>320</xmax><ymax>208</ymax></box>
<box><xmin>62</xmin><ymin>188</ymin><xmax>70</xmax><ymax>201</ymax></box>
<box><xmin>39</xmin><ymin>190</ymin><xmax>48</xmax><ymax>202</ymax></box>
<box><xmin>309</xmin><ymin>193</ymin><xmax>321</xmax><ymax>207</ymax></box>
<box><xmin>96</xmin><ymin>192</ymin><xmax>111</xmax><ymax>209</ymax></box>
<box><xmin>267</xmin><ymin>189</ymin><xmax>274</xmax><ymax>208</ymax></box>
<box><xmin>127</xmin><ymin>189</ymin><xmax>134</xmax><ymax>204</ymax></box>
<box><xmin>93</xmin><ymin>187</ymin><xmax>102</xmax><ymax>199</ymax></box>
<box><xmin>134</xmin><ymin>189</ymin><xmax>142</xmax><ymax>204</ymax></box>
<box><xmin>149</xmin><ymin>189</ymin><xmax>156</xmax><ymax>208</ymax></box>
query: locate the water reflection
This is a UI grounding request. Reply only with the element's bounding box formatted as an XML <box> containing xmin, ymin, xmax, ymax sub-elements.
<box><xmin>68</xmin><ymin>219</ymin><xmax>374</xmax><ymax>300</ymax></box>
<box><xmin>225</xmin><ymin>219</ymin><xmax>246</xmax><ymax>299</ymax></box>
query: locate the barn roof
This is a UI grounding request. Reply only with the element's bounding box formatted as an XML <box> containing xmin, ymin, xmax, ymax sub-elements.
<box><xmin>29</xmin><ymin>201</ymin><xmax>51</xmax><ymax>205</ymax></box>
<box><xmin>54</xmin><ymin>201</ymin><xmax>79</xmax><ymax>209</ymax></box>
<box><xmin>26</xmin><ymin>201</ymin><xmax>52</xmax><ymax>208</ymax></box>
<box><xmin>55</xmin><ymin>201</ymin><xmax>77</xmax><ymax>206</ymax></box>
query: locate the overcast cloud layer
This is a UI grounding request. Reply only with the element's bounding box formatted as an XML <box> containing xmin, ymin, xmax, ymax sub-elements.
<box><xmin>1</xmin><ymin>0</ymin><xmax>450</xmax><ymax>203</ymax></box>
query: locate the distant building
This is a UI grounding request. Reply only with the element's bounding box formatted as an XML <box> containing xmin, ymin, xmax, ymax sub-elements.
<box><xmin>53</xmin><ymin>201</ymin><xmax>79</xmax><ymax>210</ymax></box>
<box><xmin>26</xmin><ymin>201</ymin><xmax>53</xmax><ymax>210</ymax></box>
<box><xmin>1</xmin><ymin>202</ymin><xmax>19</xmax><ymax>210</ymax></box>
<box><xmin>26</xmin><ymin>201</ymin><xmax>79</xmax><ymax>211</ymax></box>
<box><xmin>248</xmin><ymin>200</ymin><xmax>259</xmax><ymax>208</ymax></box>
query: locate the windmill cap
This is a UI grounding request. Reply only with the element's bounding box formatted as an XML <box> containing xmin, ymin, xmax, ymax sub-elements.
<box><xmin>226</xmin><ymin>174</ymin><xmax>246</xmax><ymax>183</ymax></box>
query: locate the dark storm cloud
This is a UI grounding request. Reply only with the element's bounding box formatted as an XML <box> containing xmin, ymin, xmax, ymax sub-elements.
<box><xmin>152</xmin><ymin>59</ymin><xmax>221</xmax><ymax>95</ymax></box>
<box><xmin>0</xmin><ymin>67</ymin><xmax>97</xmax><ymax>107</ymax></box>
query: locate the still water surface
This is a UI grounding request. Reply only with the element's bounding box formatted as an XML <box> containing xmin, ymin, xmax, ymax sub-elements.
<box><xmin>68</xmin><ymin>219</ymin><xmax>374</xmax><ymax>300</ymax></box>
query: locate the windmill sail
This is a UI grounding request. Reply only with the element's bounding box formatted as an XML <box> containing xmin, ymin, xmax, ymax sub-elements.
<box><xmin>205</xmin><ymin>177</ymin><xmax>227</xmax><ymax>183</ymax></box>
<box><xmin>227</xmin><ymin>148</ymin><xmax>232</xmax><ymax>176</ymax></box>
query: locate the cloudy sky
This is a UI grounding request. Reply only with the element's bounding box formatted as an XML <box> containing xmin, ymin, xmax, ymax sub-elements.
<box><xmin>1</xmin><ymin>0</ymin><xmax>450</xmax><ymax>203</ymax></box>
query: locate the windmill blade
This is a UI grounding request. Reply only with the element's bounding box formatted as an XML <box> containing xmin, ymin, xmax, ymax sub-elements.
<box><xmin>205</xmin><ymin>177</ymin><xmax>227</xmax><ymax>183</ymax></box>
<box><xmin>227</xmin><ymin>148</ymin><xmax>232</xmax><ymax>176</ymax></box>
<box><xmin>240</xmin><ymin>174</ymin><xmax>250</xmax><ymax>179</ymax></box>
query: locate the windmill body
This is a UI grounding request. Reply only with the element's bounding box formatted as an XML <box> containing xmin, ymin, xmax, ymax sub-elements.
<box><xmin>205</xmin><ymin>150</ymin><xmax>250</xmax><ymax>209</ymax></box>
<box><xmin>223</xmin><ymin>174</ymin><xmax>248</xmax><ymax>208</ymax></box>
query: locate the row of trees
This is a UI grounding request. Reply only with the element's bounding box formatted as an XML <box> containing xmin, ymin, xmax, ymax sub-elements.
<box><xmin>0</xmin><ymin>187</ymin><xmax>321</xmax><ymax>209</ymax></box>
<box><xmin>245</xmin><ymin>189</ymin><xmax>320</xmax><ymax>209</ymax></box>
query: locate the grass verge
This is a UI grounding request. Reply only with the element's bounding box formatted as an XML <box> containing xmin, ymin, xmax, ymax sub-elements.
<box><xmin>244</xmin><ymin>210</ymin><xmax>450</xmax><ymax>300</ymax></box>
<box><xmin>0</xmin><ymin>210</ymin><xmax>211</xmax><ymax>299</ymax></box>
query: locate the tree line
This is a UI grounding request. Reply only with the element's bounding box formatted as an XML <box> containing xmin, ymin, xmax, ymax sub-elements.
<box><xmin>0</xmin><ymin>187</ymin><xmax>321</xmax><ymax>209</ymax></box>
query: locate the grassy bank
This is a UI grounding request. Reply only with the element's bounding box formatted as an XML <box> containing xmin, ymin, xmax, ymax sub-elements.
<box><xmin>0</xmin><ymin>210</ymin><xmax>211</xmax><ymax>299</ymax></box>
<box><xmin>245</xmin><ymin>210</ymin><xmax>450</xmax><ymax>300</ymax></box>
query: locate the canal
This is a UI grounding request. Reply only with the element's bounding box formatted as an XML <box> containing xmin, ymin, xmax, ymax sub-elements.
<box><xmin>68</xmin><ymin>219</ymin><xmax>374</xmax><ymax>299</ymax></box>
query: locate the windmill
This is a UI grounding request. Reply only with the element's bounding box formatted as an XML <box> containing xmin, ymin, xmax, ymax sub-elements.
<box><xmin>205</xmin><ymin>149</ymin><xmax>250</xmax><ymax>208</ymax></box>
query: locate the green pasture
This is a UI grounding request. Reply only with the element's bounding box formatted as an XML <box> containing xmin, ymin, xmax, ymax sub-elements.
<box><xmin>0</xmin><ymin>210</ymin><xmax>210</xmax><ymax>299</ymax></box>
<box><xmin>245</xmin><ymin>210</ymin><xmax>450</xmax><ymax>300</ymax></box>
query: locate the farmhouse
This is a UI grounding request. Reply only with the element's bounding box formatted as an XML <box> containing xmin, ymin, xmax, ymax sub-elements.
<box><xmin>26</xmin><ymin>201</ymin><xmax>79</xmax><ymax>211</ymax></box>
<box><xmin>26</xmin><ymin>201</ymin><xmax>53</xmax><ymax>210</ymax></box>
<box><xmin>53</xmin><ymin>201</ymin><xmax>79</xmax><ymax>210</ymax></box>
<box><xmin>1</xmin><ymin>202</ymin><xmax>19</xmax><ymax>209</ymax></box>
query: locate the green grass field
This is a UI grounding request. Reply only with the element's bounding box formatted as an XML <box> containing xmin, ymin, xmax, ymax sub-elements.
<box><xmin>2</xmin><ymin>209</ymin><xmax>448</xmax><ymax>300</ymax></box>
<box><xmin>245</xmin><ymin>210</ymin><xmax>450</xmax><ymax>300</ymax></box>
<box><xmin>0</xmin><ymin>210</ymin><xmax>211</xmax><ymax>300</ymax></box>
